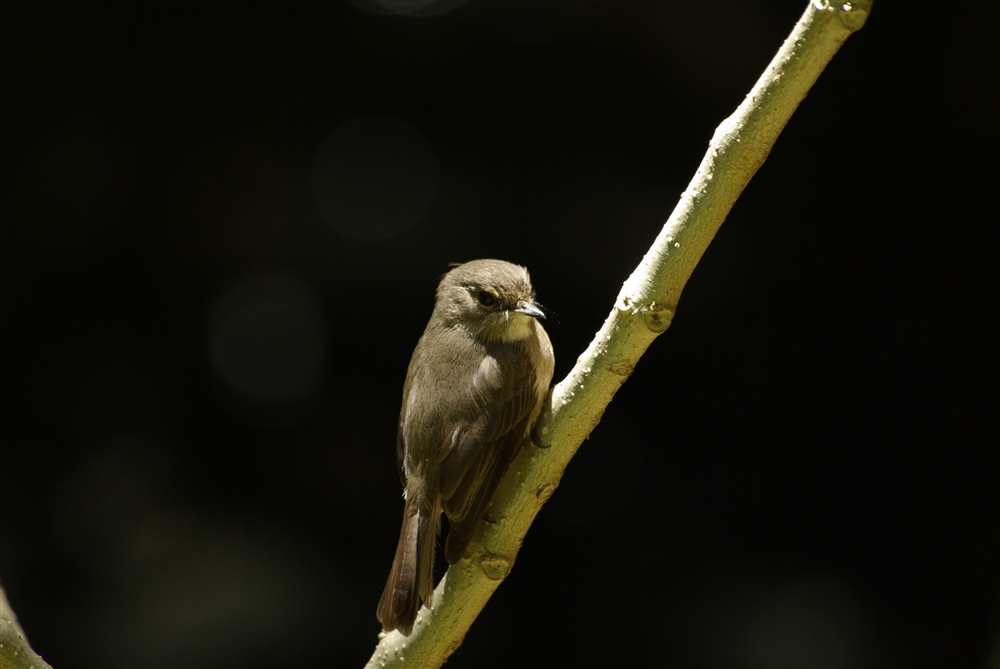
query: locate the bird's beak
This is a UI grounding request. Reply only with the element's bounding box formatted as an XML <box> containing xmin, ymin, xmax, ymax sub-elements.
<box><xmin>514</xmin><ymin>301</ymin><xmax>546</xmax><ymax>320</ymax></box>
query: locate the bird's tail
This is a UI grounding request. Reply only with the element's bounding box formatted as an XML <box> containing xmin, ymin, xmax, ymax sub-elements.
<box><xmin>376</xmin><ymin>493</ymin><xmax>436</xmax><ymax>636</ymax></box>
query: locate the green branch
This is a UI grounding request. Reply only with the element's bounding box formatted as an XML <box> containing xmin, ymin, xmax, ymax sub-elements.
<box><xmin>365</xmin><ymin>2</ymin><xmax>871</xmax><ymax>666</ymax></box>
<box><xmin>1</xmin><ymin>587</ymin><xmax>54</xmax><ymax>669</ymax></box>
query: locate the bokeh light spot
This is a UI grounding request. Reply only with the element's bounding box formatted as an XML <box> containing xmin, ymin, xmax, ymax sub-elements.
<box><xmin>208</xmin><ymin>271</ymin><xmax>327</xmax><ymax>427</ymax></box>
<box><xmin>349</xmin><ymin>0</ymin><xmax>468</xmax><ymax>18</ymax></box>
<box><xmin>311</xmin><ymin>115</ymin><xmax>440</xmax><ymax>240</ymax></box>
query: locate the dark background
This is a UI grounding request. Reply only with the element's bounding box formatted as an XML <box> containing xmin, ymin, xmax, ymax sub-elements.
<box><xmin>2</xmin><ymin>1</ymin><xmax>996</xmax><ymax>667</ymax></box>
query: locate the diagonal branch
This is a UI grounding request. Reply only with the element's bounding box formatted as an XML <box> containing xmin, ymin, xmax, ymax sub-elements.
<box><xmin>1</xmin><ymin>587</ymin><xmax>54</xmax><ymax>669</ymax></box>
<box><xmin>365</xmin><ymin>1</ymin><xmax>871</xmax><ymax>666</ymax></box>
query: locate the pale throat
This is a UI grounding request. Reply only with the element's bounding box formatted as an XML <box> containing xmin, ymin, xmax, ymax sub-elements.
<box><xmin>476</xmin><ymin>310</ymin><xmax>536</xmax><ymax>343</ymax></box>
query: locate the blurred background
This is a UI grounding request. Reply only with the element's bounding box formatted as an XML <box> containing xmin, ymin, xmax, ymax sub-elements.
<box><xmin>1</xmin><ymin>1</ymin><xmax>996</xmax><ymax>667</ymax></box>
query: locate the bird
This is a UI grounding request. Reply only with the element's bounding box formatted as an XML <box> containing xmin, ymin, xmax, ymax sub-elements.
<box><xmin>376</xmin><ymin>259</ymin><xmax>555</xmax><ymax>636</ymax></box>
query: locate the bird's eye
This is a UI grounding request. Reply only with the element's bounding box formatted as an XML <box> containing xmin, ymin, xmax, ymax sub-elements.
<box><xmin>476</xmin><ymin>290</ymin><xmax>497</xmax><ymax>308</ymax></box>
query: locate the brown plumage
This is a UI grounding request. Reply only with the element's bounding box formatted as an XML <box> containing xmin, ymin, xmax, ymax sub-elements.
<box><xmin>376</xmin><ymin>259</ymin><xmax>555</xmax><ymax>636</ymax></box>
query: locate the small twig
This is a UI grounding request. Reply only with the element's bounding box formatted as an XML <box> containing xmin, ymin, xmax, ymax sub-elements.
<box><xmin>1</xmin><ymin>587</ymin><xmax>55</xmax><ymax>669</ymax></box>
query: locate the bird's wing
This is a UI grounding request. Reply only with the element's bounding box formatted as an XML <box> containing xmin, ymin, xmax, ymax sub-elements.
<box><xmin>437</xmin><ymin>342</ymin><xmax>539</xmax><ymax>564</ymax></box>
